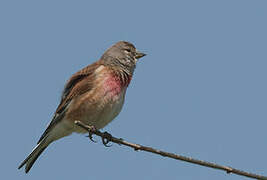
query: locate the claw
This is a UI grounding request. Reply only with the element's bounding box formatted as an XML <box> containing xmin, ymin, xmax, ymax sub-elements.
<box><xmin>102</xmin><ymin>132</ymin><xmax>112</xmax><ymax>147</ymax></box>
<box><xmin>86</xmin><ymin>126</ymin><xmax>97</xmax><ymax>143</ymax></box>
<box><xmin>86</xmin><ymin>132</ymin><xmax>97</xmax><ymax>143</ymax></box>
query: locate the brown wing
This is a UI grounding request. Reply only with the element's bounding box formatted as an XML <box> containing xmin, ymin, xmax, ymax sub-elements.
<box><xmin>37</xmin><ymin>62</ymin><xmax>100</xmax><ymax>144</ymax></box>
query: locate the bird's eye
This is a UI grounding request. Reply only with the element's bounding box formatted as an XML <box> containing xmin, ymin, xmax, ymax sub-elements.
<box><xmin>125</xmin><ymin>49</ymin><xmax>131</xmax><ymax>53</ymax></box>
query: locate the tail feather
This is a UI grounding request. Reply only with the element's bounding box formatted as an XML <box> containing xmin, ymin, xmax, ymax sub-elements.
<box><xmin>18</xmin><ymin>139</ymin><xmax>49</xmax><ymax>173</ymax></box>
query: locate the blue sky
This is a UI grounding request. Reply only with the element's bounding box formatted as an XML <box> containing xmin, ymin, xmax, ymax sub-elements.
<box><xmin>1</xmin><ymin>0</ymin><xmax>266</xmax><ymax>179</ymax></box>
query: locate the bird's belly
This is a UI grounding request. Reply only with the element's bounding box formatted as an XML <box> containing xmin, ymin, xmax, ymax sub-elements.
<box><xmin>73</xmin><ymin>89</ymin><xmax>126</xmax><ymax>133</ymax></box>
<box><xmin>94</xmin><ymin>92</ymin><xmax>125</xmax><ymax>129</ymax></box>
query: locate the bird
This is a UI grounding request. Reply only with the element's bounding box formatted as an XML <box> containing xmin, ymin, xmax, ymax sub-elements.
<box><xmin>18</xmin><ymin>41</ymin><xmax>146</xmax><ymax>173</ymax></box>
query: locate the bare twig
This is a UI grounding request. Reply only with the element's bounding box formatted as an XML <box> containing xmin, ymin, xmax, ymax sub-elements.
<box><xmin>75</xmin><ymin>121</ymin><xmax>266</xmax><ymax>180</ymax></box>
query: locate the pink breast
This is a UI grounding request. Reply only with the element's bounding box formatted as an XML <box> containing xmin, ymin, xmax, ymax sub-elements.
<box><xmin>103</xmin><ymin>74</ymin><xmax>124</xmax><ymax>96</ymax></box>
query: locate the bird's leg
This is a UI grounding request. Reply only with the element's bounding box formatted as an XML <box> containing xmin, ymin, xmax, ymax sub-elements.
<box><xmin>102</xmin><ymin>132</ymin><xmax>113</xmax><ymax>147</ymax></box>
<box><xmin>86</xmin><ymin>125</ymin><xmax>97</xmax><ymax>143</ymax></box>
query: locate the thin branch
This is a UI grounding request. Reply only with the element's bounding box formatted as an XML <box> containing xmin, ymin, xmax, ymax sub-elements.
<box><xmin>75</xmin><ymin>121</ymin><xmax>266</xmax><ymax>180</ymax></box>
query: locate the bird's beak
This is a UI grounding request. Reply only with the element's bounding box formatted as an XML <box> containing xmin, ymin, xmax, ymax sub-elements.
<box><xmin>135</xmin><ymin>50</ymin><xmax>146</xmax><ymax>59</ymax></box>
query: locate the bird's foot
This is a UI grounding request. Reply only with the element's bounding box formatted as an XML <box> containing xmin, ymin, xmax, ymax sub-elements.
<box><xmin>86</xmin><ymin>126</ymin><xmax>97</xmax><ymax>143</ymax></box>
<box><xmin>102</xmin><ymin>132</ymin><xmax>112</xmax><ymax>147</ymax></box>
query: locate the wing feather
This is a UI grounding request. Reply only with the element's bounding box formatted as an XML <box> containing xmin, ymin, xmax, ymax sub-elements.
<box><xmin>37</xmin><ymin>62</ymin><xmax>100</xmax><ymax>143</ymax></box>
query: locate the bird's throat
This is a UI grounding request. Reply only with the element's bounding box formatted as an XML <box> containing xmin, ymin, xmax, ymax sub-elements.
<box><xmin>103</xmin><ymin>71</ymin><xmax>132</xmax><ymax>96</ymax></box>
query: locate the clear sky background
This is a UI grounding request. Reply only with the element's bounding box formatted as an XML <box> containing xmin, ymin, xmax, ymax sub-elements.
<box><xmin>1</xmin><ymin>0</ymin><xmax>266</xmax><ymax>179</ymax></box>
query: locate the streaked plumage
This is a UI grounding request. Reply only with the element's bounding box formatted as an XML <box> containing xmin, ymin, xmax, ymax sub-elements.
<box><xmin>18</xmin><ymin>41</ymin><xmax>146</xmax><ymax>173</ymax></box>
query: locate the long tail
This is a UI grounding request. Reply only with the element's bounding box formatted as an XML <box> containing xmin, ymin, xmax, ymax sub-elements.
<box><xmin>18</xmin><ymin>138</ymin><xmax>50</xmax><ymax>173</ymax></box>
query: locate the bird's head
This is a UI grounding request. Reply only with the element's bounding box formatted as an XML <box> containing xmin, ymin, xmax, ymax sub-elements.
<box><xmin>101</xmin><ymin>41</ymin><xmax>146</xmax><ymax>75</ymax></box>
